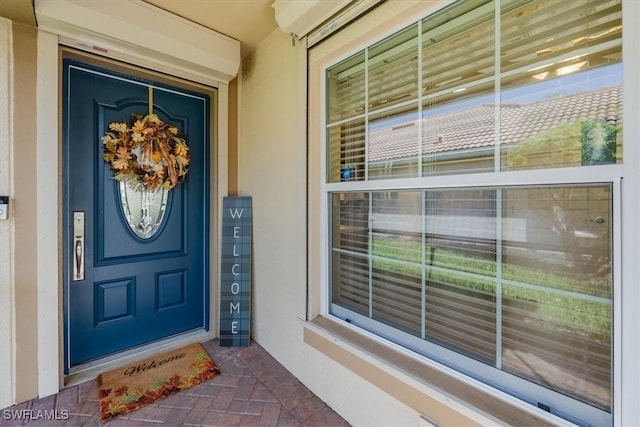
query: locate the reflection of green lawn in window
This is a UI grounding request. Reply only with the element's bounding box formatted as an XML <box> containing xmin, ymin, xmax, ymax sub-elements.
<box><xmin>371</xmin><ymin>238</ymin><xmax>611</xmax><ymax>340</ymax></box>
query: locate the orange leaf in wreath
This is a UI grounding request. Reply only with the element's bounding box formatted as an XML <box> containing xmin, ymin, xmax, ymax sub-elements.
<box><xmin>153</xmin><ymin>164</ymin><xmax>165</xmax><ymax>178</ymax></box>
<box><xmin>152</xmin><ymin>150</ymin><xmax>163</xmax><ymax>163</ymax></box>
<box><xmin>109</xmin><ymin>122</ymin><xmax>128</xmax><ymax>133</ymax></box>
<box><xmin>112</xmin><ymin>157</ymin><xmax>129</xmax><ymax>170</ymax></box>
<box><xmin>132</xmin><ymin>132</ymin><xmax>145</xmax><ymax>143</ymax></box>
<box><xmin>174</xmin><ymin>142</ymin><xmax>188</xmax><ymax>157</ymax></box>
<box><xmin>132</xmin><ymin>120</ymin><xmax>145</xmax><ymax>133</ymax></box>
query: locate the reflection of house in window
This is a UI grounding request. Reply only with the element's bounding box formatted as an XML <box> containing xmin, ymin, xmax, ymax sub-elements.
<box><xmin>367</xmin><ymin>85</ymin><xmax>622</xmax><ymax>175</ymax></box>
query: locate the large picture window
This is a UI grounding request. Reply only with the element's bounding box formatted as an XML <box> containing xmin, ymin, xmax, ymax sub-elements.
<box><xmin>324</xmin><ymin>1</ymin><xmax>621</xmax><ymax>425</ymax></box>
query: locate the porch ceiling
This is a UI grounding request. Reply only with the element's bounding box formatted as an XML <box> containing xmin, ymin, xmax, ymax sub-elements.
<box><xmin>0</xmin><ymin>0</ymin><xmax>36</xmax><ymax>26</ymax></box>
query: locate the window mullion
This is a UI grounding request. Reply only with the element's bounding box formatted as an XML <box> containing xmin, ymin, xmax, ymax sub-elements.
<box><xmin>365</xmin><ymin>46</ymin><xmax>372</xmax><ymax>319</ymax></box>
<box><xmin>495</xmin><ymin>189</ymin><xmax>503</xmax><ymax>369</ymax></box>
<box><xmin>421</xmin><ymin>191</ymin><xmax>427</xmax><ymax>339</ymax></box>
<box><xmin>494</xmin><ymin>0</ymin><xmax>503</xmax><ymax>371</ymax></box>
<box><xmin>419</xmin><ymin>20</ymin><xmax>427</xmax><ymax>339</ymax></box>
<box><xmin>494</xmin><ymin>0</ymin><xmax>501</xmax><ymax>174</ymax></box>
<box><xmin>368</xmin><ymin>193</ymin><xmax>373</xmax><ymax>319</ymax></box>
<box><xmin>418</xmin><ymin>19</ymin><xmax>424</xmax><ymax>179</ymax></box>
<box><xmin>364</xmin><ymin>48</ymin><xmax>370</xmax><ymax>182</ymax></box>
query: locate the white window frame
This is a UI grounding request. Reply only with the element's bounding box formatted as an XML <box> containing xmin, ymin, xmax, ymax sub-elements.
<box><xmin>317</xmin><ymin>1</ymin><xmax>625</xmax><ymax>425</ymax></box>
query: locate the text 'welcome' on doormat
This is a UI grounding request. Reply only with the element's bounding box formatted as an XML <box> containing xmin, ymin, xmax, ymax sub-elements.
<box><xmin>97</xmin><ymin>343</ymin><xmax>220</xmax><ymax>423</ymax></box>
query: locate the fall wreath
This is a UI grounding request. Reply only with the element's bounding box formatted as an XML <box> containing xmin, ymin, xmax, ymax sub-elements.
<box><xmin>102</xmin><ymin>113</ymin><xmax>189</xmax><ymax>192</ymax></box>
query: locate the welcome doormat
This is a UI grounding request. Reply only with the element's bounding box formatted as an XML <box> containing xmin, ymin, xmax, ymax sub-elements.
<box><xmin>97</xmin><ymin>343</ymin><xmax>220</xmax><ymax>423</ymax></box>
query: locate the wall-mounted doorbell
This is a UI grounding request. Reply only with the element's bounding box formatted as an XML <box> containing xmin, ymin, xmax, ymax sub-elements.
<box><xmin>0</xmin><ymin>196</ymin><xmax>8</xmax><ymax>220</ymax></box>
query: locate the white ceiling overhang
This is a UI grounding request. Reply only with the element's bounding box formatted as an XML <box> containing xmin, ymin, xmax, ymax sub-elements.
<box><xmin>34</xmin><ymin>0</ymin><xmax>241</xmax><ymax>85</ymax></box>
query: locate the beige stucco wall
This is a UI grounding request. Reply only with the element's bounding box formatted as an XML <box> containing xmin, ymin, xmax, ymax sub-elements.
<box><xmin>0</xmin><ymin>20</ymin><xmax>39</xmax><ymax>408</ymax></box>
<box><xmin>237</xmin><ymin>29</ymin><xmax>307</xmax><ymax>355</ymax></box>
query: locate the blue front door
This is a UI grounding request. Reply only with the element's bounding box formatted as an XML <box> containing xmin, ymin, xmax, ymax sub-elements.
<box><xmin>63</xmin><ymin>58</ymin><xmax>211</xmax><ymax>372</ymax></box>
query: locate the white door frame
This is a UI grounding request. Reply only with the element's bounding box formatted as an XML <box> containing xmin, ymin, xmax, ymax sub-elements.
<box><xmin>35</xmin><ymin>29</ymin><xmax>232</xmax><ymax>397</ymax></box>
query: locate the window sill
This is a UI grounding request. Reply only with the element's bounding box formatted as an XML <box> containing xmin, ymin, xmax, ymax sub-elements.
<box><xmin>304</xmin><ymin>316</ymin><xmax>566</xmax><ymax>427</ymax></box>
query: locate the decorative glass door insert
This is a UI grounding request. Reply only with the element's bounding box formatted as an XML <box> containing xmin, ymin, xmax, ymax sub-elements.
<box><xmin>119</xmin><ymin>181</ymin><xmax>168</xmax><ymax>239</ymax></box>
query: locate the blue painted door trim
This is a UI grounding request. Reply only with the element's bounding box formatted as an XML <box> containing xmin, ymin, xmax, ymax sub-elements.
<box><xmin>62</xmin><ymin>59</ymin><xmax>211</xmax><ymax>372</ymax></box>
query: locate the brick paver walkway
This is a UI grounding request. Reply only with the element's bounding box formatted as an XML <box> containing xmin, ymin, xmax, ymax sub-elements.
<box><xmin>0</xmin><ymin>339</ymin><xmax>350</xmax><ymax>426</ymax></box>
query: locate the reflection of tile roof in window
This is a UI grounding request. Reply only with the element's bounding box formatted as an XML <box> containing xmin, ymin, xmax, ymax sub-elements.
<box><xmin>368</xmin><ymin>86</ymin><xmax>622</xmax><ymax>162</ymax></box>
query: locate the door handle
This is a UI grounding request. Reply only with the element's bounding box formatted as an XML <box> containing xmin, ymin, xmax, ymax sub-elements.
<box><xmin>73</xmin><ymin>211</ymin><xmax>85</xmax><ymax>281</ymax></box>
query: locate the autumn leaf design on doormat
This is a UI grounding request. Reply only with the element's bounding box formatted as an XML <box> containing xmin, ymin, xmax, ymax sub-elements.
<box><xmin>97</xmin><ymin>343</ymin><xmax>220</xmax><ymax>423</ymax></box>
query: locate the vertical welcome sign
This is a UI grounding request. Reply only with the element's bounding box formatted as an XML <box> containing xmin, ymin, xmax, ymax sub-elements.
<box><xmin>219</xmin><ymin>197</ymin><xmax>252</xmax><ymax>346</ymax></box>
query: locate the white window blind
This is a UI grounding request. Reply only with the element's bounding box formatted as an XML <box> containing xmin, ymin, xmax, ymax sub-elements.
<box><xmin>327</xmin><ymin>0</ymin><xmax>622</xmax><ymax>180</ymax></box>
<box><xmin>331</xmin><ymin>185</ymin><xmax>612</xmax><ymax>411</ymax></box>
